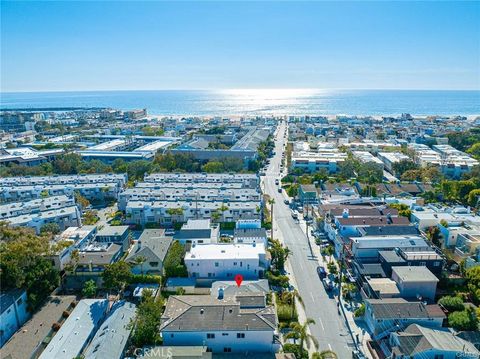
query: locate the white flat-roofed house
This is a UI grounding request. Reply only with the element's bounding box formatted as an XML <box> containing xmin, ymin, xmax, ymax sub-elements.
<box><xmin>391</xmin><ymin>266</ymin><xmax>439</xmax><ymax>302</ymax></box>
<box><xmin>185</xmin><ymin>243</ymin><xmax>268</xmax><ymax>281</ymax></box>
<box><xmin>160</xmin><ymin>294</ymin><xmax>280</xmax><ymax>354</ymax></box>
<box><xmin>352</xmin><ymin>151</ymin><xmax>384</xmax><ymax>168</ymax></box>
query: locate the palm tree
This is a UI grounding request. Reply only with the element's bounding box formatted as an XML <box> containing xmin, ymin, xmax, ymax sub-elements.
<box><xmin>133</xmin><ymin>255</ymin><xmax>147</xmax><ymax>275</ymax></box>
<box><xmin>284</xmin><ymin>318</ymin><xmax>319</xmax><ymax>357</ymax></box>
<box><xmin>312</xmin><ymin>350</ymin><xmax>338</xmax><ymax>359</ymax></box>
<box><xmin>268</xmin><ymin>198</ymin><xmax>275</xmax><ymax>242</ymax></box>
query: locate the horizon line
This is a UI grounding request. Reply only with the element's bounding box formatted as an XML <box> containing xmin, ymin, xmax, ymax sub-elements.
<box><xmin>2</xmin><ymin>87</ymin><xmax>480</xmax><ymax>94</ymax></box>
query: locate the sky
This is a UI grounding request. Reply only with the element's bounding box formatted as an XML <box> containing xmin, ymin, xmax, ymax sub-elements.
<box><xmin>1</xmin><ymin>1</ymin><xmax>479</xmax><ymax>92</ymax></box>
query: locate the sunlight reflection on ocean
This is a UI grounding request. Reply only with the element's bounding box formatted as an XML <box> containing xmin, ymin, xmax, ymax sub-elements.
<box><xmin>1</xmin><ymin>89</ymin><xmax>479</xmax><ymax>116</ymax></box>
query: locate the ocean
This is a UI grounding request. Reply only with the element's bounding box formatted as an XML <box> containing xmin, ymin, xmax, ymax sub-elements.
<box><xmin>1</xmin><ymin>89</ymin><xmax>479</xmax><ymax>117</ymax></box>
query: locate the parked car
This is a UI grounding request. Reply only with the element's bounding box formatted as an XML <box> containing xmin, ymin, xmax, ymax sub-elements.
<box><xmin>275</xmin><ymin>179</ymin><xmax>279</xmax><ymax>185</ymax></box>
<box><xmin>165</xmin><ymin>229</ymin><xmax>176</xmax><ymax>236</ymax></box>
<box><xmin>284</xmin><ymin>199</ymin><xmax>289</xmax><ymax>205</ymax></box>
<box><xmin>278</xmin><ymin>188</ymin><xmax>282</xmax><ymax>193</ymax></box>
<box><xmin>316</xmin><ymin>266</ymin><xmax>327</xmax><ymax>279</ymax></box>
<box><xmin>322</xmin><ymin>278</ymin><xmax>334</xmax><ymax>291</ymax></box>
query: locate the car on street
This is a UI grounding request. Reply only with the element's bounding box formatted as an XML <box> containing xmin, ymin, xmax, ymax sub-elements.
<box><xmin>165</xmin><ymin>229</ymin><xmax>176</xmax><ymax>236</ymax></box>
<box><xmin>322</xmin><ymin>278</ymin><xmax>334</xmax><ymax>291</ymax></box>
<box><xmin>284</xmin><ymin>199</ymin><xmax>289</xmax><ymax>205</ymax></box>
<box><xmin>278</xmin><ymin>188</ymin><xmax>282</xmax><ymax>193</ymax></box>
<box><xmin>291</xmin><ymin>211</ymin><xmax>299</xmax><ymax>220</ymax></box>
<box><xmin>275</xmin><ymin>179</ymin><xmax>279</xmax><ymax>185</ymax></box>
<box><xmin>316</xmin><ymin>266</ymin><xmax>327</xmax><ymax>279</ymax></box>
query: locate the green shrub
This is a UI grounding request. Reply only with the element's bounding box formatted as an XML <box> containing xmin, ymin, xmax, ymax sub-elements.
<box><xmin>283</xmin><ymin>344</ymin><xmax>307</xmax><ymax>359</ymax></box>
<box><xmin>130</xmin><ymin>274</ymin><xmax>162</xmax><ymax>284</ymax></box>
<box><xmin>438</xmin><ymin>296</ymin><xmax>465</xmax><ymax>312</ymax></box>
<box><xmin>354</xmin><ymin>303</ymin><xmax>365</xmax><ymax>318</ymax></box>
<box><xmin>448</xmin><ymin>309</ymin><xmax>478</xmax><ymax>331</ymax></box>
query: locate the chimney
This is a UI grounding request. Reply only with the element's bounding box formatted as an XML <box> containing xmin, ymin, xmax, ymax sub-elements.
<box><xmin>217</xmin><ymin>287</ymin><xmax>224</xmax><ymax>300</ymax></box>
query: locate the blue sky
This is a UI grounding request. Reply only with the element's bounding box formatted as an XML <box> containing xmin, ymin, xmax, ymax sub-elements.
<box><xmin>1</xmin><ymin>1</ymin><xmax>479</xmax><ymax>92</ymax></box>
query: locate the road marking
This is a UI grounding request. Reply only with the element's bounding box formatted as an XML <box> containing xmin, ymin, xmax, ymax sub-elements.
<box><xmin>328</xmin><ymin>344</ymin><xmax>332</xmax><ymax>351</ymax></box>
<box><xmin>310</xmin><ymin>292</ymin><xmax>315</xmax><ymax>302</ymax></box>
<box><xmin>318</xmin><ymin>318</ymin><xmax>325</xmax><ymax>331</ymax></box>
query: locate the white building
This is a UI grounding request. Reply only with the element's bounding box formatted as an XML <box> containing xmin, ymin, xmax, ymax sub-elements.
<box><xmin>0</xmin><ymin>196</ymin><xmax>82</xmax><ymax>234</ymax></box>
<box><xmin>185</xmin><ymin>243</ymin><xmax>268</xmax><ymax>280</ymax></box>
<box><xmin>290</xmin><ymin>149</ymin><xmax>347</xmax><ymax>173</ymax></box>
<box><xmin>377</xmin><ymin>152</ymin><xmax>410</xmax><ymax>172</ymax></box>
<box><xmin>160</xmin><ymin>294</ymin><xmax>280</xmax><ymax>354</ymax></box>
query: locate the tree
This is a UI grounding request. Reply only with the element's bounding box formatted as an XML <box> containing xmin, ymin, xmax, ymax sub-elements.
<box><xmin>281</xmin><ymin>289</ymin><xmax>303</xmax><ymax>318</ymax></box>
<box><xmin>83</xmin><ymin>210</ymin><xmax>99</xmax><ymax>225</ymax></box>
<box><xmin>425</xmin><ymin>226</ymin><xmax>441</xmax><ymax>247</ymax></box>
<box><xmin>74</xmin><ymin>191</ymin><xmax>90</xmax><ymax>209</ymax></box>
<box><xmin>202</xmin><ymin>161</ymin><xmax>224</xmax><ymax>173</ymax></box>
<box><xmin>269</xmin><ymin>239</ymin><xmax>291</xmax><ymax>272</ymax></box>
<box><xmin>388</xmin><ymin>203</ymin><xmax>412</xmax><ymax>218</ymax></box>
<box><xmin>82</xmin><ymin>279</ymin><xmax>97</xmax><ymax>298</ymax></box>
<box><xmin>465</xmin><ymin>266</ymin><xmax>480</xmax><ymax>304</ymax></box>
<box><xmin>392</xmin><ymin>159</ymin><xmax>418</xmax><ymax>177</ymax></box>
<box><xmin>40</xmin><ymin>222</ymin><xmax>61</xmax><ymax>235</ymax></box>
<box><xmin>448</xmin><ymin>309</ymin><xmax>478</xmax><ymax>331</ymax></box>
<box><xmin>102</xmin><ymin>261</ymin><xmax>132</xmax><ymax>292</ymax></box>
<box><xmin>130</xmin><ymin>289</ymin><xmax>164</xmax><ymax>347</ymax></box>
<box><xmin>0</xmin><ymin>223</ymin><xmax>60</xmax><ymax>310</ymax></box>
<box><xmin>163</xmin><ymin>240</ymin><xmax>188</xmax><ymax>278</ymax></box>
<box><xmin>284</xmin><ymin>319</ymin><xmax>319</xmax><ymax>358</ymax></box>
<box><xmin>40</xmin><ymin>190</ymin><xmax>50</xmax><ymax>198</ymax></box>
<box><xmin>468</xmin><ymin>189</ymin><xmax>480</xmax><ymax>208</ymax></box>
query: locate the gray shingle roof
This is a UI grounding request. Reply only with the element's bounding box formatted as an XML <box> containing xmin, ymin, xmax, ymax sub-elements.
<box><xmin>160</xmin><ymin>295</ymin><xmax>276</xmax><ymax>332</ymax></box>
<box><xmin>366</xmin><ymin>298</ymin><xmax>445</xmax><ymax>320</ymax></box>
<box><xmin>126</xmin><ymin>229</ymin><xmax>173</xmax><ymax>263</ymax></box>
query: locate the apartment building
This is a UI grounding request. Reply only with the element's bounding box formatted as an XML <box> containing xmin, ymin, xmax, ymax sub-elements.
<box><xmin>290</xmin><ymin>149</ymin><xmax>347</xmax><ymax>173</ymax></box>
<box><xmin>0</xmin><ymin>173</ymin><xmax>127</xmax><ymax>203</ymax></box>
<box><xmin>0</xmin><ymin>195</ymin><xmax>81</xmax><ymax>234</ymax></box>
<box><xmin>125</xmin><ymin>200</ymin><xmax>260</xmax><ymax>227</ymax></box>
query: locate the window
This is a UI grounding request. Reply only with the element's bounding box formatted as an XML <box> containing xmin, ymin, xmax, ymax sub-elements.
<box><xmin>170</xmin><ymin>334</ymin><xmax>174</xmax><ymax>338</ymax></box>
<box><xmin>16</xmin><ymin>298</ymin><xmax>23</xmax><ymax>305</ymax></box>
<box><xmin>420</xmin><ymin>261</ymin><xmax>426</xmax><ymax>266</ymax></box>
<box><xmin>215</xmin><ymin>262</ymin><xmax>219</xmax><ymax>267</ymax></box>
<box><xmin>223</xmin><ymin>348</ymin><xmax>232</xmax><ymax>353</ymax></box>
<box><xmin>222</xmin><ymin>333</ymin><xmax>229</xmax><ymax>336</ymax></box>
<box><xmin>234</xmin><ymin>262</ymin><xmax>237</xmax><ymax>266</ymax></box>
<box><xmin>433</xmin><ymin>355</ymin><xmax>444</xmax><ymax>359</ymax></box>
<box><xmin>207</xmin><ymin>333</ymin><xmax>215</xmax><ymax>339</ymax></box>
<box><xmin>433</xmin><ymin>261</ymin><xmax>440</xmax><ymax>267</ymax></box>
<box><xmin>237</xmin><ymin>333</ymin><xmax>245</xmax><ymax>338</ymax></box>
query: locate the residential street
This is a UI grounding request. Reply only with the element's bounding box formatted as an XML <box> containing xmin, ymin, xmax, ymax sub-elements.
<box><xmin>262</xmin><ymin>122</ymin><xmax>355</xmax><ymax>358</ymax></box>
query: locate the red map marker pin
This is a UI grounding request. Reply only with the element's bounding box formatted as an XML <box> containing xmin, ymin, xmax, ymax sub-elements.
<box><xmin>235</xmin><ymin>274</ymin><xmax>243</xmax><ymax>287</ymax></box>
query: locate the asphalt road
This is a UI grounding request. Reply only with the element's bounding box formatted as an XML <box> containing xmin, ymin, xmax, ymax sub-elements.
<box><xmin>262</xmin><ymin>121</ymin><xmax>355</xmax><ymax>358</ymax></box>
